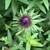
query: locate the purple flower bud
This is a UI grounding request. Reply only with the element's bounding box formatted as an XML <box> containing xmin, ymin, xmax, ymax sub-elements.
<box><xmin>19</xmin><ymin>15</ymin><xmax>31</xmax><ymax>27</ymax></box>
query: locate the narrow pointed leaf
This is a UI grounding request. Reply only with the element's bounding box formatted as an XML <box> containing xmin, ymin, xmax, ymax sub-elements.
<box><xmin>21</xmin><ymin>6</ymin><xmax>25</xmax><ymax>14</ymax></box>
<box><xmin>2</xmin><ymin>46</ymin><xmax>4</xmax><ymax>50</ymax></box>
<box><xmin>29</xmin><ymin>9</ymin><xmax>34</xmax><ymax>16</ymax></box>
<box><xmin>43</xmin><ymin>0</ymin><xmax>49</xmax><ymax>10</ymax></box>
<box><xmin>12</xmin><ymin>0</ymin><xmax>18</xmax><ymax>15</ymax></box>
<box><xmin>26</xmin><ymin>1</ymin><xmax>35</xmax><ymax>11</ymax></box>
<box><xmin>33</xmin><ymin>19</ymin><xmax>45</xmax><ymax>24</ymax></box>
<box><xmin>44</xmin><ymin>30</ymin><xmax>50</xmax><ymax>35</ymax></box>
<box><xmin>16</xmin><ymin>29</ymin><xmax>24</xmax><ymax>35</ymax></box>
<box><xmin>19</xmin><ymin>0</ymin><xmax>29</xmax><ymax>5</ymax></box>
<box><xmin>26</xmin><ymin>42</ymin><xmax>31</xmax><ymax>50</ymax></box>
<box><xmin>30</xmin><ymin>39</ymin><xmax>43</xmax><ymax>47</ymax></box>
<box><xmin>32</xmin><ymin>14</ymin><xmax>41</xmax><ymax>19</ymax></box>
<box><xmin>31</xmin><ymin>33</ymin><xmax>38</xmax><ymax>39</ymax></box>
<box><xmin>25</xmin><ymin>29</ymin><xmax>31</xmax><ymax>40</ymax></box>
<box><xmin>7</xmin><ymin>30</ymin><xmax>13</xmax><ymax>45</ymax></box>
<box><xmin>20</xmin><ymin>10</ymin><xmax>23</xmax><ymax>16</ymax></box>
<box><xmin>5</xmin><ymin>0</ymin><xmax>11</xmax><ymax>10</ymax></box>
<box><xmin>32</xmin><ymin>25</ymin><xmax>43</xmax><ymax>31</ymax></box>
<box><xmin>37</xmin><ymin>2</ymin><xmax>46</xmax><ymax>14</ymax></box>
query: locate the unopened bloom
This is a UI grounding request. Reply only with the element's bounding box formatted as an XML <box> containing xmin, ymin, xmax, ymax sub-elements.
<box><xmin>11</xmin><ymin>7</ymin><xmax>45</xmax><ymax>47</ymax></box>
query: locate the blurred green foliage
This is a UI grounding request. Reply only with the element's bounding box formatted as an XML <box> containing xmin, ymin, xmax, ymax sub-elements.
<box><xmin>0</xmin><ymin>0</ymin><xmax>50</xmax><ymax>50</ymax></box>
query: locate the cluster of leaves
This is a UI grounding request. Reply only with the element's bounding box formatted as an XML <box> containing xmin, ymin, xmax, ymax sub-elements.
<box><xmin>0</xmin><ymin>0</ymin><xmax>50</xmax><ymax>50</ymax></box>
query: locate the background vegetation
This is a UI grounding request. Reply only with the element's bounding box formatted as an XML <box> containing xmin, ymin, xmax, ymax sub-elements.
<box><xmin>0</xmin><ymin>0</ymin><xmax>50</xmax><ymax>50</ymax></box>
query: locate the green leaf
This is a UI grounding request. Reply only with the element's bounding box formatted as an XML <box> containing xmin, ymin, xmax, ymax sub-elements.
<box><xmin>25</xmin><ymin>29</ymin><xmax>31</xmax><ymax>40</ymax></box>
<box><xmin>31</xmin><ymin>33</ymin><xmax>38</xmax><ymax>39</ymax></box>
<box><xmin>33</xmin><ymin>19</ymin><xmax>45</xmax><ymax>24</ymax></box>
<box><xmin>5</xmin><ymin>0</ymin><xmax>11</xmax><ymax>10</ymax></box>
<box><xmin>18</xmin><ymin>41</ymin><xmax>25</xmax><ymax>50</ymax></box>
<box><xmin>30</xmin><ymin>39</ymin><xmax>43</xmax><ymax>47</ymax></box>
<box><xmin>39</xmin><ymin>32</ymin><xmax>44</xmax><ymax>43</ymax></box>
<box><xmin>26</xmin><ymin>1</ymin><xmax>35</xmax><ymax>11</ymax></box>
<box><xmin>43</xmin><ymin>0</ymin><xmax>49</xmax><ymax>10</ymax></box>
<box><xmin>5</xmin><ymin>24</ymin><xmax>11</xmax><ymax>30</ymax></box>
<box><xmin>17</xmin><ymin>36</ymin><xmax>26</xmax><ymax>42</ymax></box>
<box><xmin>7</xmin><ymin>30</ymin><xmax>13</xmax><ymax>45</ymax></box>
<box><xmin>21</xmin><ymin>6</ymin><xmax>25</xmax><ymax>14</ymax></box>
<box><xmin>20</xmin><ymin>10</ymin><xmax>23</xmax><ymax>16</ymax></box>
<box><xmin>0</xmin><ymin>37</ymin><xmax>9</xmax><ymax>44</ymax></box>
<box><xmin>44</xmin><ymin>30</ymin><xmax>50</xmax><ymax>41</ymax></box>
<box><xmin>2</xmin><ymin>46</ymin><xmax>4</xmax><ymax>50</ymax></box>
<box><xmin>12</xmin><ymin>0</ymin><xmax>18</xmax><ymax>15</ymax></box>
<box><xmin>29</xmin><ymin>9</ymin><xmax>35</xmax><ymax>16</ymax></box>
<box><xmin>47</xmin><ymin>46</ymin><xmax>50</xmax><ymax>50</ymax></box>
<box><xmin>26</xmin><ymin>42</ymin><xmax>31</xmax><ymax>50</ymax></box>
<box><xmin>16</xmin><ymin>29</ymin><xmax>24</xmax><ymax>35</ymax></box>
<box><xmin>32</xmin><ymin>14</ymin><xmax>41</xmax><ymax>19</ymax></box>
<box><xmin>19</xmin><ymin>0</ymin><xmax>29</xmax><ymax>5</ymax></box>
<box><xmin>37</xmin><ymin>2</ymin><xmax>46</xmax><ymax>14</ymax></box>
<box><xmin>32</xmin><ymin>25</ymin><xmax>43</xmax><ymax>32</ymax></box>
<box><xmin>9</xmin><ymin>44</ymin><xmax>18</xmax><ymax>50</ymax></box>
<box><xmin>4</xmin><ymin>8</ymin><xmax>11</xmax><ymax>16</ymax></box>
<box><xmin>44</xmin><ymin>30</ymin><xmax>50</xmax><ymax>35</ymax></box>
<box><xmin>13</xmin><ymin>16</ymin><xmax>18</xmax><ymax>20</ymax></box>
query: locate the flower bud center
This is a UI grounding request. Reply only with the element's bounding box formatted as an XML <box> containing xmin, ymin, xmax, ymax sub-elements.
<box><xmin>19</xmin><ymin>15</ymin><xmax>31</xmax><ymax>27</ymax></box>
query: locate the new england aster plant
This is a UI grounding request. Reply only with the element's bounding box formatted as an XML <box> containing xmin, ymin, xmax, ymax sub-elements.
<box><xmin>11</xmin><ymin>7</ymin><xmax>45</xmax><ymax>50</ymax></box>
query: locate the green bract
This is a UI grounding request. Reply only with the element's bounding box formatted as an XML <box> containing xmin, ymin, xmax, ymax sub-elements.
<box><xmin>11</xmin><ymin>7</ymin><xmax>45</xmax><ymax>32</ymax></box>
<box><xmin>11</xmin><ymin>7</ymin><xmax>45</xmax><ymax>49</ymax></box>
